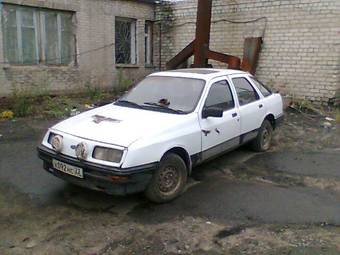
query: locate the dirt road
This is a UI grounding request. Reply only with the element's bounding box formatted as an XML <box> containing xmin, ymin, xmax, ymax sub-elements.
<box><xmin>0</xmin><ymin>110</ymin><xmax>339</xmax><ymax>254</ymax></box>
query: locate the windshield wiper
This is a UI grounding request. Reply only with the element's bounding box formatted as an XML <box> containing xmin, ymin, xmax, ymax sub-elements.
<box><xmin>115</xmin><ymin>100</ymin><xmax>144</xmax><ymax>109</ymax></box>
<box><xmin>143</xmin><ymin>102</ymin><xmax>186</xmax><ymax>114</ymax></box>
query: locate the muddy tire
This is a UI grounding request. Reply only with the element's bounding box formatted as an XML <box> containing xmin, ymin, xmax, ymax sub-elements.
<box><xmin>145</xmin><ymin>153</ymin><xmax>188</xmax><ymax>203</ymax></box>
<box><xmin>251</xmin><ymin>119</ymin><xmax>273</xmax><ymax>152</ymax></box>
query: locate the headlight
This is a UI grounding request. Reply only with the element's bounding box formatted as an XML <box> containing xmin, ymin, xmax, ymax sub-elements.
<box><xmin>49</xmin><ymin>133</ymin><xmax>63</xmax><ymax>152</ymax></box>
<box><xmin>93</xmin><ymin>147</ymin><xmax>123</xmax><ymax>163</ymax></box>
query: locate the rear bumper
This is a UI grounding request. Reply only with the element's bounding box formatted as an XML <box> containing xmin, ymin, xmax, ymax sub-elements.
<box><xmin>37</xmin><ymin>145</ymin><xmax>157</xmax><ymax>195</ymax></box>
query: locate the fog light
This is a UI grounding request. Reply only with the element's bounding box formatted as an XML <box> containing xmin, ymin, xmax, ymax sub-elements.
<box><xmin>75</xmin><ymin>142</ymin><xmax>88</xmax><ymax>160</ymax></box>
<box><xmin>51</xmin><ymin>135</ymin><xmax>63</xmax><ymax>152</ymax></box>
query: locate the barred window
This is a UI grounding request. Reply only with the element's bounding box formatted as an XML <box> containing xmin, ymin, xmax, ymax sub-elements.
<box><xmin>2</xmin><ymin>4</ymin><xmax>75</xmax><ymax>65</ymax></box>
<box><xmin>115</xmin><ymin>18</ymin><xmax>136</xmax><ymax>64</ymax></box>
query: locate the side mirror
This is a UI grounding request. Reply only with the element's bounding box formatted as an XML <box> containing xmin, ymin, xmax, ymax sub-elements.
<box><xmin>202</xmin><ymin>107</ymin><xmax>223</xmax><ymax>119</ymax></box>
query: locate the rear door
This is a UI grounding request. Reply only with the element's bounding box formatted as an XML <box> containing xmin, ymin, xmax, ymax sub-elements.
<box><xmin>229</xmin><ymin>74</ymin><xmax>266</xmax><ymax>137</ymax></box>
<box><xmin>199</xmin><ymin>78</ymin><xmax>240</xmax><ymax>160</ymax></box>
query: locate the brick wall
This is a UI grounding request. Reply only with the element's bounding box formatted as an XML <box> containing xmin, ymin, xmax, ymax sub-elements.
<box><xmin>0</xmin><ymin>0</ymin><xmax>156</xmax><ymax>96</ymax></box>
<box><xmin>159</xmin><ymin>0</ymin><xmax>340</xmax><ymax>103</ymax></box>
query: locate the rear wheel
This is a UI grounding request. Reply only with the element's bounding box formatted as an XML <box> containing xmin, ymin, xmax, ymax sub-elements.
<box><xmin>251</xmin><ymin>119</ymin><xmax>273</xmax><ymax>152</ymax></box>
<box><xmin>145</xmin><ymin>153</ymin><xmax>187</xmax><ymax>203</ymax></box>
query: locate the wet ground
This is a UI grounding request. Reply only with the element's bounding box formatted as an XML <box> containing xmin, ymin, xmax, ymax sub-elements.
<box><xmin>0</xmin><ymin>109</ymin><xmax>339</xmax><ymax>254</ymax></box>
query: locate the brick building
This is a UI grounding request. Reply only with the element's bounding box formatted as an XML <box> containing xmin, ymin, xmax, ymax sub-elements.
<box><xmin>0</xmin><ymin>0</ymin><xmax>339</xmax><ymax>103</ymax></box>
<box><xmin>159</xmin><ymin>0</ymin><xmax>340</xmax><ymax>103</ymax></box>
<box><xmin>0</xmin><ymin>0</ymin><xmax>156</xmax><ymax>96</ymax></box>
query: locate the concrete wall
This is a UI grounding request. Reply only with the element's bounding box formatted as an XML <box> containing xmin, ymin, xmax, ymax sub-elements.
<box><xmin>160</xmin><ymin>0</ymin><xmax>340</xmax><ymax>103</ymax></box>
<box><xmin>0</xmin><ymin>0</ymin><xmax>156</xmax><ymax>96</ymax></box>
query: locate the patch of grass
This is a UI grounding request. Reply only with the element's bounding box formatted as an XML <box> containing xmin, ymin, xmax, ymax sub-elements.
<box><xmin>2</xmin><ymin>83</ymin><xmax>117</xmax><ymax>119</ymax></box>
<box><xmin>85</xmin><ymin>82</ymin><xmax>103</xmax><ymax>101</ymax></box>
<box><xmin>10</xmin><ymin>87</ymin><xmax>35</xmax><ymax>117</ymax></box>
<box><xmin>114</xmin><ymin>69</ymin><xmax>133</xmax><ymax>94</ymax></box>
<box><xmin>293</xmin><ymin>99</ymin><xmax>313</xmax><ymax>111</ymax></box>
<box><xmin>43</xmin><ymin>96</ymin><xmax>72</xmax><ymax>118</ymax></box>
<box><xmin>12</xmin><ymin>96</ymin><xmax>33</xmax><ymax>117</ymax></box>
<box><xmin>291</xmin><ymin>98</ymin><xmax>325</xmax><ymax>116</ymax></box>
<box><xmin>336</xmin><ymin>110</ymin><xmax>340</xmax><ymax>124</ymax></box>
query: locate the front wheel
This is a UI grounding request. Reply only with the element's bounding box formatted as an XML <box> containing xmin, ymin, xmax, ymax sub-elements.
<box><xmin>251</xmin><ymin>119</ymin><xmax>273</xmax><ymax>152</ymax></box>
<box><xmin>145</xmin><ymin>153</ymin><xmax>188</xmax><ymax>203</ymax></box>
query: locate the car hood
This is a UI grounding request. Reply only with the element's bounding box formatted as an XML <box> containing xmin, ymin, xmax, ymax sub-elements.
<box><xmin>52</xmin><ymin>104</ymin><xmax>190</xmax><ymax>147</ymax></box>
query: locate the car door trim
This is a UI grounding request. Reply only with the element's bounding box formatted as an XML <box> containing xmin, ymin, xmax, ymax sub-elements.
<box><xmin>191</xmin><ymin>128</ymin><xmax>259</xmax><ymax>166</ymax></box>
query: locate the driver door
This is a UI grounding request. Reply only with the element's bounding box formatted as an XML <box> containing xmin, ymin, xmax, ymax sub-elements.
<box><xmin>199</xmin><ymin>79</ymin><xmax>241</xmax><ymax>161</ymax></box>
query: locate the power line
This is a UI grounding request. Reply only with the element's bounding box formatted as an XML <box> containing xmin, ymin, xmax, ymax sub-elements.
<box><xmin>169</xmin><ymin>16</ymin><xmax>268</xmax><ymax>29</ymax></box>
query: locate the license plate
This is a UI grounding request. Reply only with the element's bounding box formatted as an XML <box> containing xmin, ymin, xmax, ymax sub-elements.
<box><xmin>52</xmin><ymin>159</ymin><xmax>84</xmax><ymax>179</ymax></box>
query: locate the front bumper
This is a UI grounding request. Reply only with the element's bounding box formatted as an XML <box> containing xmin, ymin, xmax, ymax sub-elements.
<box><xmin>37</xmin><ymin>145</ymin><xmax>157</xmax><ymax>195</ymax></box>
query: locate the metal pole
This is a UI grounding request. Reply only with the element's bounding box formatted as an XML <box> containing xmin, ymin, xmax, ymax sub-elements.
<box><xmin>193</xmin><ymin>0</ymin><xmax>212</xmax><ymax>67</ymax></box>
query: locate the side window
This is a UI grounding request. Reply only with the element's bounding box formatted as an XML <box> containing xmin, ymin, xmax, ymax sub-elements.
<box><xmin>204</xmin><ymin>80</ymin><xmax>235</xmax><ymax>111</ymax></box>
<box><xmin>232</xmin><ymin>77</ymin><xmax>259</xmax><ymax>106</ymax></box>
<box><xmin>250</xmin><ymin>77</ymin><xmax>272</xmax><ymax>97</ymax></box>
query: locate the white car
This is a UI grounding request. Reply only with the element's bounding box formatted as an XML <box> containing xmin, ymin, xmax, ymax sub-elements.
<box><xmin>38</xmin><ymin>69</ymin><xmax>283</xmax><ymax>203</ymax></box>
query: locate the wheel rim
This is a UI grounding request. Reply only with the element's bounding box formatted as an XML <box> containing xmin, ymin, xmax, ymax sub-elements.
<box><xmin>158</xmin><ymin>165</ymin><xmax>181</xmax><ymax>194</ymax></box>
<box><xmin>261</xmin><ymin>127</ymin><xmax>272</xmax><ymax>150</ymax></box>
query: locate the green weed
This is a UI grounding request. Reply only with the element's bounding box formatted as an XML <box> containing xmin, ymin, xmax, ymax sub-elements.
<box><xmin>11</xmin><ymin>88</ymin><xmax>33</xmax><ymax>117</ymax></box>
<box><xmin>85</xmin><ymin>82</ymin><xmax>103</xmax><ymax>101</ymax></box>
<box><xmin>336</xmin><ymin>110</ymin><xmax>340</xmax><ymax>124</ymax></box>
<box><xmin>114</xmin><ymin>70</ymin><xmax>133</xmax><ymax>94</ymax></box>
<box><xmin>43</xmin><ymin>96</ymin><xmax>72</xmax><ymax>118</ymax></box>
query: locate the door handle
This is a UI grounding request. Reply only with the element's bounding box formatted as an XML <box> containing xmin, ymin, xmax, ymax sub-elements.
<box><xmin>232</xmin><ymin>113</ymin><xmax>238</xmax><ymax>118</ymax></box>
<box><xmin>259</xmin><ymin>104</ymin><xmax>263</xmax><ymax>108</ymax></box>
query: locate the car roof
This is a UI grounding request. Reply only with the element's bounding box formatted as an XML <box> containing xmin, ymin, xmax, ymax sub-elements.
<box><xmin>149</xmin><ymin>68</ymin><xmax>248</xmax><ymax>80</ymax></box>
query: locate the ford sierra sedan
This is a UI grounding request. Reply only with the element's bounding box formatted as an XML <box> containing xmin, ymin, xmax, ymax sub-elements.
<box><xmin>38</xmin><ymin>69</ymin><xmax>283</xmax><ymax>203</ymax></box>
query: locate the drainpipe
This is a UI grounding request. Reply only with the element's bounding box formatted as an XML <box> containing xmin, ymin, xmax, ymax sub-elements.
<box><xmin>0</xmin><ymin>0</ymin><xmax>3</xmax><ymax>16</ymax></box>
<box><xmin>159</xmin><ymin>22</ymin><xmax>162</xmax><ymax>70</ymax></box>
<box><xmin>154</xmin><ymin>1</ymin><xmax>162</xmax><ymax>71</ymax></box>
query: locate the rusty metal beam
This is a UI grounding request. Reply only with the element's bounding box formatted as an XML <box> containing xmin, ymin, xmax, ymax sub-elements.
<box><xmin>193</xmin><ymin>0</ymin><xmax>213</xmax><ymax>67</ymax></box>
<box><xmin>166</xmin><ymin>41</ymin><xmax>194</xmax><ymax>70</ymax></box>
<box><xmin>206</xmin><ymin>50</ymin><xmax>241</xmax><ymax>69</ymax></box>
<box><xmin>165</xmin><ymin>0</ymin><xmax>262</xmax><ymax>73</ymax></box>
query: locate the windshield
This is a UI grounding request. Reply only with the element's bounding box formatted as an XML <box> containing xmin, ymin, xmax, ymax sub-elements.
<box><xmin>116</xmin><ymin>76</ymin><xmax>206</xmax><ymax>113</ymax></box>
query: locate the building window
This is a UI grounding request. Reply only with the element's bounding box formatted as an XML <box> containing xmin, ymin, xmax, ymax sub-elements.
<box><xmin>115</xmin><ymin>18</ymin><xmax>136</xmax><ymax>65</ymax></box>
<box><xmin>2</xmin><ymin>4</ymin><xmax>75</xmax><ymax>65</ymax></box>
<box><xmin>43</xmin><ymin>10</ymin><xmax>74</xmax><ymax>65</ymax></box>
<box><xmin>144</xmin><ymin>21</ymin><xmax>153</xmax><ymax>65</ymax></box>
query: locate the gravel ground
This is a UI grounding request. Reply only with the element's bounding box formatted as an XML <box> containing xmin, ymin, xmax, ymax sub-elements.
<box><xmin>0</xmin><ymin>108</ymin><xmax>339</xmax><ymax>255</ymax></box>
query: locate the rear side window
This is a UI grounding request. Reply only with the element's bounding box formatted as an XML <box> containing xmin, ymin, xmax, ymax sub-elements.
<box><xmin>205</xmin><ymin>80</ymin><xmax>235</xmax><ymax>111</ymax></box>
<box><xmin>250</xmin><ymin>78</ymin><xmax>272</xmax><ymax>97</ymax></box>
<box><xmin>232</xmin><ymin>77</ymin><xmax>259</xmax><ymax>106</ymax></box>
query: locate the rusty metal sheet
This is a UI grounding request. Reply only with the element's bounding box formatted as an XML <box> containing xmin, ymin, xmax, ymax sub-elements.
<box><xmin>241</xmin><ymin>37</ymin><xmax>262</xmax><ymax>75</ymax></box>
